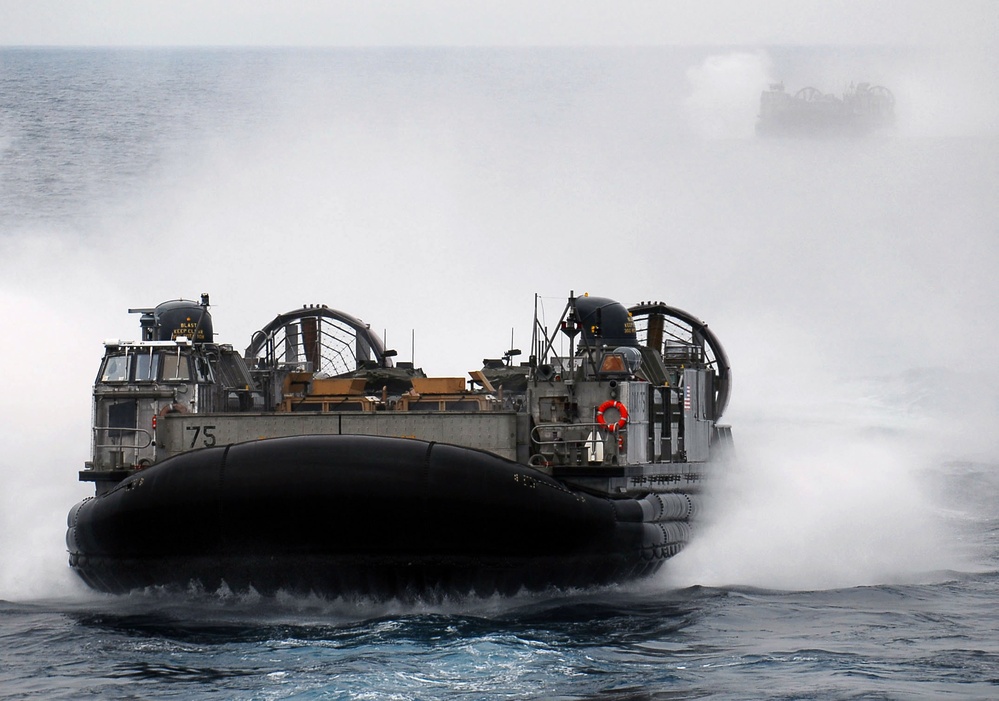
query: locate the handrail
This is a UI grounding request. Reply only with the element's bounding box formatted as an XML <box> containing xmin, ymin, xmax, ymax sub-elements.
<box><xmin>530</xmin><ymin>421</ymin><xmax>623</xmax><ymax>447</ymax></box>
<box><xmin>530</xmin><ymin>420</ymin><xmax>622</xmax><ymax>467</ymax></box>
<box><xmin>92</xmin><ymin>426</ymin><xmax>153</xmax><ymax>450</ymax></box>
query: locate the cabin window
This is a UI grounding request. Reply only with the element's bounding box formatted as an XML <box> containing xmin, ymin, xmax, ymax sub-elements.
<box><xmin>161</xmin><ymin>351</ymin><xmax>191</xmax><ymax>381</ymax></box>
<box><xmin>107</xmin><ymin>400</ymin><xmax>138</xmax><ymax>438</ymax></box>
<box><xmin>101</xmin><ymin>353</ymin><xmax>131</xmax><ymax>382</ymax></box>
<box><xmin>134</xmin><ymin>349</ymin><xmax>160</xmax><ymax>382</ymax></box>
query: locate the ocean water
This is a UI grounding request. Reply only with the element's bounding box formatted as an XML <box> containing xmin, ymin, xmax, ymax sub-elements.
<box><xmin>2</xmin><ymin>47</ymin><xmax>999</xmax><ymax>699</ymax></box>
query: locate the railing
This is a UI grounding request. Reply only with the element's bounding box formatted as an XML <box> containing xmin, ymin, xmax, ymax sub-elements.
<box><xmin>530</xmin><ymin>421</ymin><xmax>621</xmax><ymax>467</ymax></box>
<box><xmin>91</xmin><ymin>427</ymin><xmax>153</xmax><ymax>469</ymax></box>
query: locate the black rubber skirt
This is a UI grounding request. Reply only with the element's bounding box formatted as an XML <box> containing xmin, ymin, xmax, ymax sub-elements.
<box><xmin>67</xmin><ymin>435</ymin><xmax>689</xmax><ymax>598</ymax></box>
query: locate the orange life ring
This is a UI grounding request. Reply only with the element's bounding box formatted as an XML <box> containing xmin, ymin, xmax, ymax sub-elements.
<box><xmin>596</xmin><ymin>400</ymin><xmax>628</xmax><ymax>432</ymax></box>
<box><xmin>158</xmin><ymin>402</ymin><xmax>189</xmax><ymax>417</ymax></box>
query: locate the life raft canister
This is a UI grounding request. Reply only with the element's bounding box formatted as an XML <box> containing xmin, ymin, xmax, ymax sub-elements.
<box><xmin>596</xmin><ymin>400</ymin><xmax>628</xmax><ymax>432</ymax></box>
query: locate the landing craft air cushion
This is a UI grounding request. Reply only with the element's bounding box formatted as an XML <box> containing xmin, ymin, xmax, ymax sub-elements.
<box><xmin>67</xmin><ymin>293</ymin><xmax>732</xmax><ymax>598</ymax></box>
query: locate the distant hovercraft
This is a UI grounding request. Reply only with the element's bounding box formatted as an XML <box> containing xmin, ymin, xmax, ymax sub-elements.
<box><xmin>756</xmin><ymin>82</ymin><xmax>895</xmax><ymax>137</ymax></box>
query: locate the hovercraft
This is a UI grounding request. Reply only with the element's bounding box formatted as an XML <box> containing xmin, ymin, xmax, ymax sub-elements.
<box><xmin>756</xmin><ymin>82</ymin><xmax>895</xmax><ymax>137</ymax></box>
<box><xmin>67</xmin><ymin>293</ymin><xmax>732</xmax><ymax>598</ymax></box>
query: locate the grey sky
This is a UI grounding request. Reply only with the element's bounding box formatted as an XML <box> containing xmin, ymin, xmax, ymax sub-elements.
<box><xmin>1</xmin><ymin>0</ymin><xmax>995</xmax><ymax>47</ymax></box>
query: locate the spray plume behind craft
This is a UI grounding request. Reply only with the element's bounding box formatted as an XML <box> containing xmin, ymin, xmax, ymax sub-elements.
<box><xmin>0</xmin><ymin>46</ymin><xmax>997</xmax><ymax>601</ymax></box>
